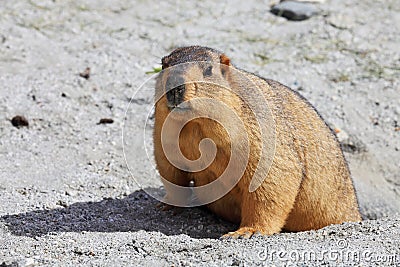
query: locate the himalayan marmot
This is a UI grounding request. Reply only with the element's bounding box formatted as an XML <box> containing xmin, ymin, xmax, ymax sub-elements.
<box><xmin>153</xmin><ymin>46</ymin><xmax>361</xmax><ymax>238</ymax></box>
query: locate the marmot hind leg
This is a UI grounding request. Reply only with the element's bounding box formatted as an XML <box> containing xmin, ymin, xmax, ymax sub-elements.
<box><xmin>222</xmin><ymin>168</ymin><xmax>302</xmax><ymax>239</ymax></box>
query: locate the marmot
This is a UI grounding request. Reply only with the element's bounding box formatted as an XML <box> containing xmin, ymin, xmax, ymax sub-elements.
<box><xmin>153</xmin><ymin>46</ymin><xmax>361</xmax><ymax>238</ymax></box>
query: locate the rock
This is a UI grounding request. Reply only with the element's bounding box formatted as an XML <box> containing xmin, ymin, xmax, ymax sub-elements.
<box><xmin>328</xmin><ymin>13</ymin><xmax>356</xmax><ymax>29</ymax></box>
<box><xmin>97</xmin><ymin>118</ymin><xmax>114</xmax><ymax>125</ymax></box>
<box><xmin>65</xmin><ymin>190</ymin><xmax>77</xmax><ymax>197</ymax></box>
<box><xmin>271</xmin><ymin>1</ymin><xmax>318</xmax><ymax>21</ymax></box>
<box><xmin>335</xmin><ymin>128</ymin><xmax>367</xmax><ymax>153</ymax></box>
<box><xmin>11</xmin><ymin>115</ymin><xmax>29</xmax><ymax>128</ymax></box>
<box><xmin>336</xmin><ymin>128</ymin><xmax>349</xmax><ymax>143</ymax></box>
<box><xmin>56</xmin><ymin>200</ymin><xmax>68</xmax><ymax>207</ymax></box>
<box><xmin>79</xmin><ymin>67</ymin><xmax>91</xmax><ymax>80</ymax></box>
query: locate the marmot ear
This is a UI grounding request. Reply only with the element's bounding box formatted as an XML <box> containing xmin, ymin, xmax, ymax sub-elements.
<box><xmin>220</xmin><ymin>54</ymin><xmax>231</xmax><ymax>77</ymax></box>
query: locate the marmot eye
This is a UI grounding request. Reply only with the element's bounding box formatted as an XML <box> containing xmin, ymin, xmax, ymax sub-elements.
<box><xmin>203</xmin><ymin>66</ymin><xmax>212</xmax><ymax>76</ymax></box>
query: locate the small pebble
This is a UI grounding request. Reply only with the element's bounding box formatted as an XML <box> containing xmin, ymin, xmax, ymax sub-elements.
<box><xmin>334</xmin><ymin>127</ymin><xmax>368</xmax><ymax>153</ymax></box>
<box><xmin>11</xmin><ymin>115</ymin><xmax>29</xmax><ymax>128</ymax></box>
<box><xmin>65</xmin><ymin>190</ymin><xmax>77</xmax><ymax>197</ymax></box>
<box><xmin>97</xmin><ymin>118</ymin><xmax>114</xmax><ymax>124</ymax></box>
<box><xmin>56</xmin><ymin>200</ymin><xmax>68</xmax><ymax>207</ymax></box>
<box><xmin>271</xmin><ymin>1</ymin><xmax>318</xmax><ymax>21</ymax></box>
<box><xmin>336</xmin><ymin>128</ymin><xmax>349</xmax><ymax>143</ymax></box>
<box><xmin>79</xmin><ymin>67</ymin><xmax>91</xmax><ymax>79</ymax></box>
<box><xmin>328</xmin><ymin>13</ymin><xmax>356</xmax><ymax>30</ymax></box>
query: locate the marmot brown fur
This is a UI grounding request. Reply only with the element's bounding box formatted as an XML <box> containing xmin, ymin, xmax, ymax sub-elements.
<box><xmin>153</xmin><ymin>46</ymin><xmax>361</xmax><ymax>238</ymax></box>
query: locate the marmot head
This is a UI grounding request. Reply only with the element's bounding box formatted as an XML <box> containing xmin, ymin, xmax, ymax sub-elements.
<box><xmin>155</xmin><ymin>46</ymin><xmax>237</xmax><ymax>113</ymax></box>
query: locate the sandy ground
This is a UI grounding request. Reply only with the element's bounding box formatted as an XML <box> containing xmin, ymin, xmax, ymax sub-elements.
<box><xmin>0</xmin><ymin>0</ymin><xmax>399</xmax><ymax>266</ymax></box>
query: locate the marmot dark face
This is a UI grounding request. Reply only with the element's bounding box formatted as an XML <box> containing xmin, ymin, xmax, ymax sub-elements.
<box><xmin>156</xmin><ymin>46</ymin><xmax>232</xmax><ymax>112</ymax></box>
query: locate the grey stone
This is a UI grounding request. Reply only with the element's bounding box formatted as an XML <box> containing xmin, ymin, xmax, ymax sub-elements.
<box><xmin>271</xmin><ymin>1</ymin><xmax>319</xmax><ymax>21</ymax></box>
<box><xmin>337</xmin><ymin>130</ymin><xmax>368</xmax><ymax>154</ymax></box>
<box><xmin>328</xmin><ymin>13</ymin><xmax>357</xmax><ymax>29</ymax></box>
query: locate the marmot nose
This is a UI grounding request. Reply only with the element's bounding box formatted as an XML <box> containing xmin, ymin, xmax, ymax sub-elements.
<box><xmin>166</xmin><ymin>84</ymin><xmax>186</xmax><ymax>108</ymax></box>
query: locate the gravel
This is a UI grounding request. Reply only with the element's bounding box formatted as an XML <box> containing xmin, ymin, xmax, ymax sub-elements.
<box><xmin>0</xmin><ymin>0</ymin><xmax>399</xmax><ymax>266</ymax></box>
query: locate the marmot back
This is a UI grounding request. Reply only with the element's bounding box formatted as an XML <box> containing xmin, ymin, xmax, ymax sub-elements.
<box><xmin>153</xmin><ymin>46</ymin><xmax>361</xmax><ymax>238</ymax></box>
